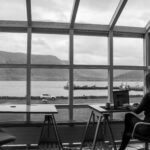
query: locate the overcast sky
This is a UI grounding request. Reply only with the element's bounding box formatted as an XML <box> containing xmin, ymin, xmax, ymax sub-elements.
<box><xmin>0</xmin><ymin>0</ymin><xmax>149</xmax><ymax>65</ymax></box>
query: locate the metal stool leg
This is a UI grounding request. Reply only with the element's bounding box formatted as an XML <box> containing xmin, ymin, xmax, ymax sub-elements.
<box><xmin>80</xmin><ymin>111</ymin><xmax>95</xmax><ymax>150</ymax></box>
<box><xmin>37</xmin><ymin>114</ymin><xmax>62</xmax><ymax>150</ymax></box>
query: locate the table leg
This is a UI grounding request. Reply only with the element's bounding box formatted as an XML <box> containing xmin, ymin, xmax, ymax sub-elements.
<box><xmin>80</xmin><ymin>111</ymin><xmax>95</xmax><ymax>150</ymax></box>
<box><xmin>51</xmin><ymin>114</ymin><xmax>63</xmax><ymax>150</ymax></box>
<box><xmin>91</xmin><ymin>116</ymin><xmax>103</xmax><ymax>150</ymax></box>
<box><xmin>104</xmin><ymin>115</ymin><xmax>117</xmax><ymax>150</ymax></box>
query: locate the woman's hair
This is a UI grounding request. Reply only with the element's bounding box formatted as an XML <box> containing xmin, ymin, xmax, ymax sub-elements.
<box><xmin>145</xmin><ymin>72</ymin><xmax>150</xmax><ymax>90</ymax></box>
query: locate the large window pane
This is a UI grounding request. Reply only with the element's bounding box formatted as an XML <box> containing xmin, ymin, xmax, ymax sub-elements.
<box><xmin>0</xmin><ymin>68</ymin><xmax>26</xmax><ymax>122</ymax></box>
<box><xmin>74</xmin><ymin>36</ymin><xmax>108</xmax><ymax>65</ymax></box>
<box><xmin>0</xmin><ymin>0</ymin><xmax>27</xmax><ymax>21</ymax></box>
<box><xmin>73</xmin><ymin>69</ymin><xmax>108</xmax><ymax>104</ymax></box>
<box><xmin>0</xmin><ymin>33</ymin><xmax>27</xmax><ymax>64</ymax></box>
<box><xmin>32</xmin><ymin>34</ymin><xmax>69</xmax><ymax>64</ymax></box>
<box><xmin>76</xmin><ymin>0</ymin><xmax>120</xmax><ymax>24</ymax></box>
<box><xmin>113</xmin><ymin>70</ymin><xmax>144</xmax><ymax>120</ymax></box>
<box><xmin>116</xmin><ymin>0</ymin><xmax>150</xmax><ymax>27</ymax></box>
<box><xmin>31</xmin><ymin>69</ymin><xmax>69</xmax><ymax>104</ymax></box>
<box><xmin>114</xmin><ymin>37</ymin><xmax>143</xmax><ymax>66</ymax></box>
<box><xmin>31</xmin><ymin>0</ymin><xmax>74</xmax><ymax>22</ymax></box>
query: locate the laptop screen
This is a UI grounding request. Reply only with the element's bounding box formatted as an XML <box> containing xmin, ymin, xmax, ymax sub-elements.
<box><xmin>113</xmin><ymin>90</ymin><xmax>129</xmax><ymax>108</ymax></box>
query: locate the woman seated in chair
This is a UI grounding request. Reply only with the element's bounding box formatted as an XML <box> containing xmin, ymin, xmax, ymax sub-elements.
<box><xmin>119</xmin><ymin>72</ymin><xmax>150</xmax><ymax>150</ymax></box>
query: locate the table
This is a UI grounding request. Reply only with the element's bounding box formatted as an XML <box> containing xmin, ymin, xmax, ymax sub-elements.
<box><xmin>80</xmin><ymin>104</ymin><xmax>130</xmax><ymax>150</ymax></box>
<box><xmin>0</xmin><ymin>104</ymin><xmax>57</xmax><ymax>114</ymax></box>
<box><xmin>0</xmin><ymin>104</ymin><xmax>62</xmax><ymax>150</ymax></box>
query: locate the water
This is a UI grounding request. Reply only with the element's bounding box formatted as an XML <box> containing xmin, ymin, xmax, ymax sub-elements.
<box><xmin>0</xmin><ymin>81</ymin><xmax>144</xmax><ymax>97</ymax></box>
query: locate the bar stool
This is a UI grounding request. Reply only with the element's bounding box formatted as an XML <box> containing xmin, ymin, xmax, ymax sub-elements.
<box><xmin>37</xmin><ymin>114</ymin><xmax>63</xmax><ymax>150</ymax></box>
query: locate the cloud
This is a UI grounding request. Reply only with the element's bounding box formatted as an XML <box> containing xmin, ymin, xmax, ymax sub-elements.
<box><xmin>0</xmin><ymin>0</ymin><xmax>27</xmax><ymax>21</ymax></box>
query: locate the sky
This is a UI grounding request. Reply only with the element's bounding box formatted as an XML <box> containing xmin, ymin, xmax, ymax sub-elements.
<box><xmin>0</xmin><ymin>0</ymin><xmax>149</xmax><ymax>65</ymax></box>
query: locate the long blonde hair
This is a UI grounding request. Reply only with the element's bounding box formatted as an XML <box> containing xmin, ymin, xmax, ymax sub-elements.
<box><xmin>145</xmin><ymin>72</ymin><xmax>150</xmax><ymax>91</ymax></box>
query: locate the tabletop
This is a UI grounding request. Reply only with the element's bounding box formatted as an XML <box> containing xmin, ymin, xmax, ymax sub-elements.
<box><xmin>0</xmin><ymin>104</ymin><xmax>58</xmax><ymax>114</ymax></box>
<box><xmin>89</xmin><ymin>104</ymin><xmax>130</xmax><ymax>114</ymax></box>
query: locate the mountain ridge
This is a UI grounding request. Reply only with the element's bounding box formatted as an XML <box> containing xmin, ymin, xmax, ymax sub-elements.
<box><xmin>0</xmin><ymin>51</ymin><xmax>143</xmax><ymax>81</ymax></box>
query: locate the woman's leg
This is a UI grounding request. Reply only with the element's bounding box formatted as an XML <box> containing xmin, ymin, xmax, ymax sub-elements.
<box><xmin>119</xmin><ymin>112</ymin><xmax>141</xmax><ymax>150</ymax></box>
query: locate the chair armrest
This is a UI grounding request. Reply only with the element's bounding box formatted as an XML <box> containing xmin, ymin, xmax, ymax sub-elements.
<box><xmin>131</xmin><ymin>122</ymin><xmax>150</xmax><ymax>138</ymax></box>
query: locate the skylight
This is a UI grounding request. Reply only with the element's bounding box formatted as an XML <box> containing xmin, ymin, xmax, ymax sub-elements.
<box><xmin>75</xmin><ymin>0</ymin><xmax>120</xmax><ymax>25</ymax></box>
<box><xmin>31</xmin><ymin>0</ymin><xmax>74</xmax><ymax>22</ymax></box>
<box><xmin>116</xmin><ymin>0</ymin><xmax>150</xmax><ymax>27</ymax></box>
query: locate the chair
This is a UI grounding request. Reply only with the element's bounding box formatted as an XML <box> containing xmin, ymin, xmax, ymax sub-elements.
<box><xmin>131</xmin><ymin>122</ymin><xmax>150</xmax><ymax>150</ymax></box>
<box><xmin>0</xmin><ymin>128</ymin><xmax>16</xmax><ymax>149</ymax></box>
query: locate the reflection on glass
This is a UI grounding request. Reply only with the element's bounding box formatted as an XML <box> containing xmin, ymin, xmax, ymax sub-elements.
<box><xmin>76</xmin><ymin>0</ymin><xmax>120</xmax><ymax>24</ymax></box>
<box><xmin>32</xmin><ymin>34</ymin><xmax>69</xmax><ymax>64</ymax></box>
<box><xmin>0</xmin><ymin>33</ymin><xmax>27</xmax><ymax>64</ymax></box>
<box><xmin>114</xmin><ymin>37</ymin><xmax>143</xmax><ymax>66</ymax></box>
<box><xmin>0</xmin><ymin>0</ymin><xmax>27</xmax><ymax>21</ymax></box>
<box><xmin>74</xmin><ymin>36</ymin><xmax>108</xmax><ymax>65</ymax></box>
<box><xmin>73</xmin><ymin>69</ymin><xmax>108</xmax><ymax>104</ymax></box>
<box><xmin>31</xmin><ymin>0</ymin><xmax>74</xmax><ymax>22</ymax></box>
<box><xmin>116</xmin><ymin>0</ymin><xmax>150</xmax><ymax>27</ymax></box>
<box><xmin>31</xmin><ymin>69</ymin><xmax>69</xmax><ymax>104</ymax></box>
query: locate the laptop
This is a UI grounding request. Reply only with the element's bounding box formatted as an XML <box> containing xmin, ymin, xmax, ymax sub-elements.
<box><xmin>113</xmin><ymin>90</ymin><xmax>129</xmax><ymax>109</ymax></box>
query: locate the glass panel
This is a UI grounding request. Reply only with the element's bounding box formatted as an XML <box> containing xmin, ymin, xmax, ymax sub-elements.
<box><xmin>0</xmin><ymin>33</ymin><xmax>27</xmax><ymax>64</ymax></box>
<box><xmin>0</xmin><ymin>68</ymin><xmax>26</xmax><ymax>122</ymax></box>
<box><xmin>113</xmin><ymin>70</ymin><xmax>144</xmax><ymax>120</ymax></box>
<box><xmin>116</xmin><ymin>0</ymin><xmax>150</xmax><ymax>27</ymax></box>
<box><xmin>73</xmin><ymin>108</ymin><xmax>91</xmax><ymax>122</ymax></box>
<box><xmin>76</xmin><ymin>0</ymin><xmax>120</xmax><ymax>24</ymax></box>
<box><xmin>31</xmin><ymin>0</ymin><xmax>74</xmax><ymax>22</ymax></box>
<box><xmin>74</xmin><ymin>36</ymin><xmax>108</xmax><ymax>65</ymax></box>
<box><xmin>31</xmin><ymin>108</ymin><xmax>69</xmax><ymax>122</ymax></box>
<box><xmin>31</xmin><ymin>69</ymin><xmax>69</xmax><ymax>104</ymax></box>
<box><xmin>32</xmin><ymin>34</ymin><xmax>69</xmax><ymax>64</ymax></box>
<box><xmin>0</xmin><ymin>0</ymin><xmax>27</xmax><ymax>21</ymax></box>
<box><xmin>114</xmin><ymin>37</ymin><xmax>143</xmax><ymax>66</ymax></box>
<box><xmin>73</xmin><ymin>69</ymin><xmax>108</xmax><ymax>104</ymax></box>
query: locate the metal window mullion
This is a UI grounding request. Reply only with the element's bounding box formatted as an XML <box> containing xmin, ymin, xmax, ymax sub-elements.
<box><xmin>69</xmin><ymin>29</ymin><xmax>74</xmax><ymax>121</ymax></box>
<box><xmin>26</xmin><ymin>27</ymin><xmax>32</xmax><ymax>122</ymax></box>
<box><xmin>108</xmin><ymin>31</ymin><xmax>113</xmax><ymax>103</ymax></box>
<box><xmin>144</xmin><ymin>33</ymin><xmax>150</xmax><ymax>93</ymax></box>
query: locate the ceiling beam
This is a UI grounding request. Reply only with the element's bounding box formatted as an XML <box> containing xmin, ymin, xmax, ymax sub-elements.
<box><xmin>70</xmin><ymin>0</ymin><xmax>80</xmax><ymax>29</ymax></box>
<box><xmin>145</xmin><ymin>20</ymin><xmax>150</xmax><ymax>33</ymax></box>
<box><xmin>26</xmin><ymin>0</ymin><xmax>32</xmax><ymax>26</ymax></box>
<box><xmin>0</xmin><ymin>21</ymin><xmax>145</xmax><ymax>37</ymax></box>
<box><xmin>109</xmin><ymin>0</ymin><xmax>128</xmax><ymax>31</ymax></box>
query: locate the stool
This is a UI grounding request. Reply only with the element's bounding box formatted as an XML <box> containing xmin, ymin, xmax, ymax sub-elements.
<box><xmin>37</xmin><ymin>114</ymin><xmax>63</xmax><ymax>150</ymax></box>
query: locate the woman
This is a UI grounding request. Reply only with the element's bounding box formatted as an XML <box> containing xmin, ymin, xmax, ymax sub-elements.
<box><xmin>119</xmin><ymin>72</ymin><xmax>150</xmax><ymax>150</ymax></box>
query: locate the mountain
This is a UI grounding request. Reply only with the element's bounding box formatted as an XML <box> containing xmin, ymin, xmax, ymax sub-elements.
<box><xmin>0</xmin><ymin>51</ymin><xmax>143</xmax><ymax>81</ymax></box>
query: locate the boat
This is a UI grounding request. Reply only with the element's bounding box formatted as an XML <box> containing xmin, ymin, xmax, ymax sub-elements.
<box><xmin>64</xmin><ymin>82</ymin><xmax>143</xmax><ymax>91</ymax></box>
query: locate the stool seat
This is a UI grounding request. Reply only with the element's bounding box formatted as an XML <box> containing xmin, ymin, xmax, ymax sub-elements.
<box><xmin>0</xmin><ymin>130</ymin><xmax>16</xmax><ymax>146</ymax></box>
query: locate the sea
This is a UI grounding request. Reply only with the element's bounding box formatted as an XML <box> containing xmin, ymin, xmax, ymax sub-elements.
<box><xmin>0</xmin><ymin>81</ymin><xmax>144</xmax><ymax>97</ymax></box>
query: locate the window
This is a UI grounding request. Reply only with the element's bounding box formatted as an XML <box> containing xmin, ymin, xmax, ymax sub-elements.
<box><xmin>76</xmin><ymin>0</ymin><xmax>120</xmax><ymax>24</ymax></box>
<box><xmin>31</xmin><ymin>0</ymin><xmax>74</xmax><ymax>22</ymax></box>
<box><xmin>31</xmin><ymin>69</ymin><xmax>69</xmax><ymax>104</ymax></box>
<box><xmin>116</xmin><ymin>0</ymin><xmax>150</xmax><ymax>27</ymax></box>
<box><xmin>0</xmin><ymin>33</ymin><xmax>27</xmax><ymax>64</ymax></box>
<box><xmin>74</xmin><ymin>36</ymin><xmax>108</xmax><ymax>65</ymax></box>
<box><xmin>113</xmin><ymin>69</ymin><xmax>144</xmax><ymax>120</ymax></box>
<box><xmin>73</xmin><ymin>69</ymin><xmax>108</xmax><ymax>104</ymax></box>
<box><xmin>32</xmin><ymin>34</ymin><xmax>69</xmax><ymax>64</ymax></box>
<box><xmin>0</xmin><ymin>0</ymin><xmax>27</xmax><ymax>21</ymax></box>
<box><xmin>113</xmin><ymin>37</ymin><xmax>143</xmax><ymax>66</ymax></box>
